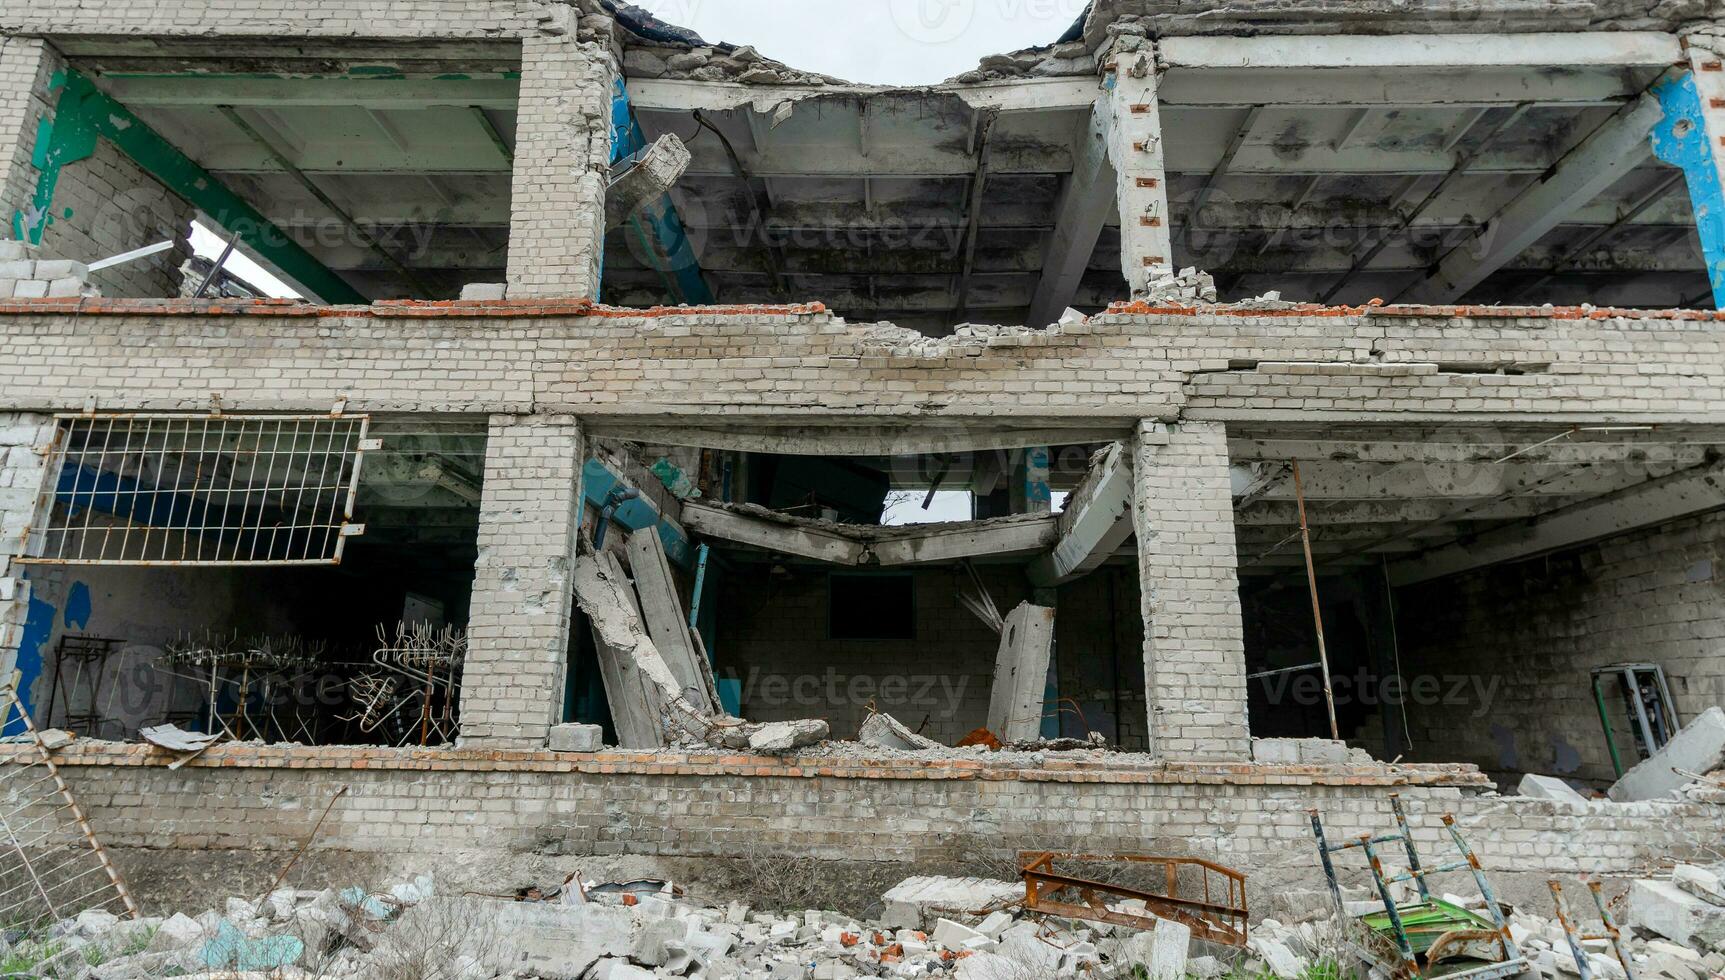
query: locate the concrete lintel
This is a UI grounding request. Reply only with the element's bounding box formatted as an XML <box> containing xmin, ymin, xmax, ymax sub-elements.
<box><xmin>583</xmin><ymin>423</ymin><xmax>1128</xmax><ymax>457</ymax></box>
<box><xmin>1028</xmin><ymin>442</ymin><xmax>1134</xmax><ymax>588</ymax></box>
<box><xmin>1389</xmin><ymin>458</ymin><xmax>1725</xmax><ymax>586</ymax></box>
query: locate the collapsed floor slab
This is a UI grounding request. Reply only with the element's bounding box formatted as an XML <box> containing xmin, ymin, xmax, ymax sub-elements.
<box><xmin>573</xmin><ymin>550</ymin><xmax>827</xmax><ymax>754</ymax></box>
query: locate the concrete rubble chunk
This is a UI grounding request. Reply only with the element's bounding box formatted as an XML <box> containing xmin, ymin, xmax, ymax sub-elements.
<box><xmin>1121</xmin><ymin>917</ymin><xmax>1190</xmax><ymax>980</ymax></box>
<box><xmin>605</xmin><ymin>133</ymin><xmax>692</xmax><ymax>229</ymax></box>
<box><xmin>1250</xmin><ymin>936</ymin><xmax>1309</xmax><ymax>979</ymax></box>
<box><xmin>1675</xmin><ymin>865</ymin><xmax>1725</xmax><ymax>907</ymax></box>
<box><xmin>1252</xmin><ymin>737</ymin><xmax>1348</xmax><ymax>765</ymax></box>
<box><xmin>459</xmin><ymin>282</ymin><xmax>506</xmax><ymax>301</ymax></box>
<box><xmin>880</xmin><ymin>876</ymin><xmax>1023</xmax><ymax>930</ymax></box>
<box><xmin>858</xmin><ymin>711</ymin><xmax>944</xmax><ymax>751</ymax></box>
<box><xmin>548</xmin><ymin>722</ymin><xmax>604</xmax><ymax>753</ymax></box>
<box><xmin>1517</xmin><ymin>773</ymin><xmax>1591</xmax><ymax>802</ymax></box>
<box><xmin>1609</xmin><ymin>706</ymin><xmax>1725</xmax><ymax>802</ymax></box>
<box><xmin>1628</xmin><ymin>879</ymin><xmax>1725</xmax><ymax>951</ymax></box>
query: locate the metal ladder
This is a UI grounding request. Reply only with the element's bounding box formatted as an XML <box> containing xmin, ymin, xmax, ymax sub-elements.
<box><xmin>1310</xmin><ymin>794</ymin><xmax>1529</xmax><ymax>980</ymax></box>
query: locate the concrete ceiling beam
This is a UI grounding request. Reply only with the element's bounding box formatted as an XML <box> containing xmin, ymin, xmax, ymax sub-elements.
<box><xmin>96</xmin><ymin>74</ymin><xmax>520</xmax><ymax>109</ymax></box>
<box><xmin>1229</xmin><ymin>459</ymin><xmax>1684</xmax><ymax>501</ymax></box>
<box><xmin>1230</xmin><ymin>434</ymin><xmax>1718</xmax><ymax>466</ymax></box>
<box><xmin>1397</xmin><ymin>93</ymin><xmax>1668</xmax><ymax>304</ymax></box>
<box><xmin>1389</xmin><ymin>457</ymin><xmax>1725</xmax><ymax>586</ymax></box>
<box><xmin>1234</xmin><ymin>497</ymin><xmax>1588</xmax><ymax>526</ymax></box>
<box><xmin>1025</xmin><ymin>95</ymin><xmax>1117</xmax><ymax>329</ymax></box>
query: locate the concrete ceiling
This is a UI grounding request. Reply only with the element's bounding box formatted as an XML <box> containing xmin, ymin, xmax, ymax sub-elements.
<box><xmin>1228</xmin><ymin>424</ymin><xmax>1725</xmax><ymax>585</ymax></box>
<box><xmin>69</xmin><ymin>39</ymin><xmax>522</xmax><ymax>301</ymax></box>
<box><xmin>622</xmin><ymin>53</ymin><xmax>1708</xmax><ymax>330</ymax></box>
<box><xmin>60</xmin><ymin>30</ymin><xmax>1712</xmax><ymax>317</ymax></box>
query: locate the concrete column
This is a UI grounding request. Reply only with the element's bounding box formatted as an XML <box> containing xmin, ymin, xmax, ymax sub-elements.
<box><xmin>1131</xmin><ymin>420</ymin><xmax>1250</xmax><ymax>761</ymax></box>
<box><xmin>459</xmin><ymin>415</ymin><xmax>585</xmax><ymax>748</ymax></box>
<box><xmin>1105</xmin><ymin>44</ymin><xmax>1174</xmax><ymax>298</ymax></box>
<box><xmin>507</xmin><ymin>35</ymin><xmax>614</xmax><ymax>300</ymax></box>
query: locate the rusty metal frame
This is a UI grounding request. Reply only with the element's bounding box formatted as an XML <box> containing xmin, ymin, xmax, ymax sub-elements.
<box><xmin>1017</xmin><ymin>851</ymin><xmax>1249</xmax><ymax>946</ymax></box>
<box><xmin>1549</xmin><ymin>879</ymin><xmax>1639</xmax><ymax>980</ymax></box>
<box><xmin>19</xmin><ymin>411</ymin><xmax>372</xmax><ymax>566</ymax></box>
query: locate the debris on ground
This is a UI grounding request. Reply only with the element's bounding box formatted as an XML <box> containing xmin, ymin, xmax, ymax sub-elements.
<box><xmin>858</xmin><ymin>712</ymin><xmax>945</xmax><ymax>752</ymax></box>
<box><xmin>14</xmin><ymin>859</ymin><xmax>1725</xmax><ymax>980</ymax></box>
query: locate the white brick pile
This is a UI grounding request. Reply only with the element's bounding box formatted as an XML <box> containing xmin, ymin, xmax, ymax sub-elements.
<box><xmin>0</xmin><ymin>241</ymin><xmax>100</xmax><ymax>299</ymax></box>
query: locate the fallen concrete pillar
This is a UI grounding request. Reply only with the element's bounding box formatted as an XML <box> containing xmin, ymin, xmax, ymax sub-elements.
<box><xmin>605</xmin><ymin>133</ymin><xmax>692</xmax><ymax>230</ymax></box>
<box><xmin>625</xmin><ymin>528</ymin><xmax>717</xmax><ymax>713</ymax></box>
<box><xmin>1608</xmin><ymin>706</ymin><xmax>1725</xmax><ymax>802</ymax></box>
<box><xmin>986</xmin><ymin>602</ymin><xmax>1056</xmax><ymax>743</ymax></box>
<box><xmin>573</xmin><ymin>552</ymin><xmax>828</xmax><ymax>755</ymax></box>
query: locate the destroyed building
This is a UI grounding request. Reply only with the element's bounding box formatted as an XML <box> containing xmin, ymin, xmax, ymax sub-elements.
<box><xmin>0</xmin><ymin>0</ymin><xmax>1720</xmax><ymax>928</ymax></box>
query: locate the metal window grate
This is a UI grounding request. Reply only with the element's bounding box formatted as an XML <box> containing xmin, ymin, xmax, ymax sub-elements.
<box><xmin>20</xmin><ymin>413</ymin><xmax>371</xmax><ymax>566</ymax></box>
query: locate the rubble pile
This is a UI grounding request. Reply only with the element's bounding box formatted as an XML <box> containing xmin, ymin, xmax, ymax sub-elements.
<box><xmin>8</xmin><ymin>873</ymin><xmax>1205</xmax><ymax>980</ymax></box>
<box><xmin>1144</xmin><ymin>266</ymin><xmax>1219</xmax><ymax>305</ymax></box>
<box><xmin>13</xmin><ymin>861</ymin><xmax>1725</xmax><ymax>980</ymax></box>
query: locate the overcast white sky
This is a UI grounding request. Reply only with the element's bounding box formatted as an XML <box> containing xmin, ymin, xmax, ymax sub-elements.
<box><xmin>634</xmin><ymin>0</ymin><xmax>1087</xmax><ymax>85</ymax></box>
<box><xmin>196</xmin><ymin>1</ymin><xmax>1086</xmax><ymax>295</ymax></box>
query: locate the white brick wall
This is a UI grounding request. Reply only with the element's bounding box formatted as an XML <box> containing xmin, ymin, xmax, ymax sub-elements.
<box><xmin>458</xmin><ymin>414</ymin><xmax>584</xmax><ymax>747</ymax></box>
<box><xmin>1132</xmin><ymin>420</ymin><xmax>1251</xmax><ymax>760</ymax></box>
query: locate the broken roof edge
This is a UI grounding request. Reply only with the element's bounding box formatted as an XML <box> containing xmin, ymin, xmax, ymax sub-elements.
<box><xmin>610</xmin><ymin>0</ymin><xmax>1097</xmax><ymax>90</ymax></box>
<box><xmin>0</xmin><ymin>295</ymin><xmax>1722</xmax><ymax>324</ymax></box>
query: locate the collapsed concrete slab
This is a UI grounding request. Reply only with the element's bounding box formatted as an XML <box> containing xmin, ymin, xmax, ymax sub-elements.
<box><xmin>1609</xmin><ymin>706</ymin><xmax>1725</xmax><ymax>802</ymax></box>
<box><xmin>881</xmin><ymin>876</ymin><xmax>1025</xmax><ymax>930</ymax></box>
<box><xmin>574</xmin><ymin>551</ymin><xmax>828</xmax><ymax>754</ymax></box>
<box><xmin>986</xmin><ymin>603</ymin><xmax>1056</xmax><ymax>742</ymax></box>
<box><xmin>585</xmin><ymin>552</ymin><xmax>668</xmax><ymax>750</ymax></box>
<box><xmin>626</xmin><ymin>528</ymin><xmax>718</xmax><ymax>713</ymax></box>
